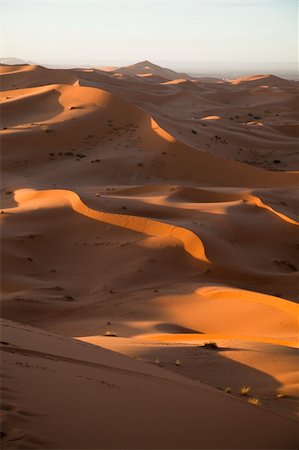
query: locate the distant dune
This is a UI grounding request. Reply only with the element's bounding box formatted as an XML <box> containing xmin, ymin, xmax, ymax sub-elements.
<box><xmin>1</xmin><ymin>60</ymin><xmax>298</xmax><ymax>449</ymax></box>
<box><xmin>110</xmin><ymin>59</ymin><xmax>192</xmax><ymax>81</ymax></box>
<box><xmin>0</xmin><ymin>57</ymin><xmax>34</xmax><ymax>65</ymax></box>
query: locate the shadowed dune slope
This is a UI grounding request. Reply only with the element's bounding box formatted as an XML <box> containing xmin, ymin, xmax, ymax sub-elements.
<box><xmin>1</xmin><ymin>319</ymin><xmax>298</xmax><ymax>449</ymax></box>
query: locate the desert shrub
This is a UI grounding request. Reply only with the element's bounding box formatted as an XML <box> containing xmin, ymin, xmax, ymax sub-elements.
<box><xmin>240</xmin><ymin>386</ymin><xmax>250</xmax><ymax>396</ymax></box>
<box><xmin>248</xmin><ymin>397</ymin><xmax>261</xmax><ymax>406</ymax></box>
<box><xmin>203</xmin><ymin>342</ymin><xmax>218</xmax><ymax>350</ymax></box>
<box><xmin>104</xmin><ymin>330</ymin><xmax>117</xmax><ymax>337</ymax></box>
<box><xmin>276</xmin><ymin>392</ymin><xmax>287</xmax><ymax>399</ymax></box>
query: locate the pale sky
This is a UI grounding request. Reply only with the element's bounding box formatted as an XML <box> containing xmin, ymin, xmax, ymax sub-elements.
<box><xmin>0</xmin><ymin>0</ymin><xmax>298</xmax><ymax>70</ymax></box>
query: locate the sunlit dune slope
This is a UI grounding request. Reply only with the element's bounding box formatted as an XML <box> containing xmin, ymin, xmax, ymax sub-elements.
<box><xmin>0</xmin><ymin>64</ymin><xmax>77</xmax><ymax>90</ymax></box>
<box><xmin>1</xmin><ymin>82</ymin><xmax>298</xmax><ymax>187</ymax></box>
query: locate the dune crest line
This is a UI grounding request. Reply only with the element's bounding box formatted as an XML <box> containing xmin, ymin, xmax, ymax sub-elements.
<box><xmin>246</xmin><ymin>195</ymin><xmax>299</xmax><ymax>226</ymax></box>
<box><xmin>12</xmin><ymin>188</ymin><xmax>209</xmax><ymax>263</ymax></box>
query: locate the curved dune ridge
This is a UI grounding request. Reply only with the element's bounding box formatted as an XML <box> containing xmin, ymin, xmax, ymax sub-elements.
<box><xmin>229</xmin><ymin>74</ymin><xmax>297</xmax><ymax>88</ymax></box>
<box><xmin>104</xmin><ymin>184</ymin><xmax>299</xmax><ymax>226</ymax></box>
<box><xmin>1</xmin><ymin>81</ymin><xmax>299</xmax><ymax>187</ymax></box>
<box><xmin>4</xmin><ymin>188</ymin><xmax>298</xmax><ymax>333</ymax></box>
<box><xmin>0</xmin><ymin>64</ymin><xmax>78</xmax><ymax>90</ymax></box>
<box><xmin>7</xmin><ymin>187</ymin><xmax>298</xmax><ymax>268</ymax></box>
<box><xmin>194</xmin><ymin>285</ymin><xmax>299</xmax><ymax>317</ymax></box>
<box><xmin>10</xmin><ymin>188</ymin><xmax>209</xmax><ymax>263</ymax></box>
<box><xmin>1</xmin><ymin>62</ymin><xmax>299</xmax><ymax>449</ymax></box>
<box><xmin>0</xmin><ymin>85</ymin><xmax>65</xmax><ymax>126</ymax></box>
<box><xmin>245</xmin><ymin>194</ymin><xmax>299</xmax><ymax>226</ymax></box>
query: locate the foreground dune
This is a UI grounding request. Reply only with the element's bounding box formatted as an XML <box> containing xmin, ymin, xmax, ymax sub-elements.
<box><xmin>1</xmin><ymin>61</ymin><xmax>298</xmax><ymax>449</ymax></box>
<box><xmin>2</xmin><ymin>319</ymin><xmax>298</xmax><ymax>449</ymax></box>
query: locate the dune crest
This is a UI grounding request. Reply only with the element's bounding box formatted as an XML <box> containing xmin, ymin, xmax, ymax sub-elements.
<box><xmin>10</xmin><ymin>188</ymin><xmax>209</xmax><ymax>263</ymax></box>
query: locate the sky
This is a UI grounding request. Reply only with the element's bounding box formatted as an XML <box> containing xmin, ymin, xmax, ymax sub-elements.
<box><xmin>0</xmin><ymin>0</ymin><xmax>298</xmax><ymax>72</ymax></box>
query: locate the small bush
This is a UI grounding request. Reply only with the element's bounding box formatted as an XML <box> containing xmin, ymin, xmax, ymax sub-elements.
<box><xmin>240</xmin><ymin>386</ymin><xmax>250</xmax><ymax>396</ymax></box>
<box><xmin>155</xmin><ymin>358</ymin><xmax>161</xmax><ymax>366</ymax></box>
<box><xmin>248</xmin><ymin>397</ymin><xmax>261</xmax><ymax>406</ymax></box>
<box><xmin>224</xmin><ymin>387</ymin><xmax>232</xmax><ymax>394</ymax></box>
<box><xmin>175</xmin><ymin>359</ymin><xmax>181</xmax><ymax>366</ymax></box>
<box><xmin>276</xmin><ymin>392</ymin><xmax>287</xmax><ymax>399</ymax></box>
<box><xmin>203</xmin><ymin>342</ymin><xmax>218</xmax><ymax>350</ymax></box>
<box><xmin>104</xmin><ymin>330</ymin><xmax>117</xmax><ymax>337</ymax></box>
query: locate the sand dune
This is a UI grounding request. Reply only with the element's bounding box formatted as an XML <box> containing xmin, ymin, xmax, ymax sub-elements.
<box><xmin>1</xmin><ymin>82</ymin><xmax>298</xmax><ymax>188</ymax></box>
<box><xmin>229</xmin><ymin>74</ymin><xmax>297</xmax><ymax>88</ymax></box>
<box><xmin>19</xmin><ymin>64</ymin><xmax>294</xmax><ymax>173</ymax></box>
<box><xmin>2</xmin><ymin>319</ymin><xmax>298</xmax><ymax>449</ymax></box>
<box><xmin>10</xmin><ymin>187</ymin><xmax>209</xmax><ymax>263</ymax></box>
<box><xmin>111</xmin><ymin>60</ymin><xmax>192</xmax><ymax>81</ymax></box>
<box><xmin>0</xmin><ymin>64</ymin><xmax>77</xmax><ymax>90</ymax></box>
<box><xmin>1</xmin><ymin>61</ymin><xmax>299</xmax><ymax>449</ymax></box>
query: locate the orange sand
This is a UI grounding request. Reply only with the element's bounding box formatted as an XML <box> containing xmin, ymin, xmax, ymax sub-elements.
<box><xmin>1</xmin><ymin>60</ymin><xmax>298</xmax><ymax>449</ymax></box>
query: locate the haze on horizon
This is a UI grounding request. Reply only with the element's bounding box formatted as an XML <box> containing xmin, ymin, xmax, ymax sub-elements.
<box><xmin>0</xmin><ymin>0</ymin><xmax>298</xmax><ymax>77</ymax></box>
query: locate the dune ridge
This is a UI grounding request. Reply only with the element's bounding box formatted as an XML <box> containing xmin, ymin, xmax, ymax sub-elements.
<box><xmin>1</xmin><ymin>81</ymin><xmax>298</xmax><ymax>188</ymax></box>
<box><xmin>11</xmin><ymin>188</ymin><xmax>209</xmax><ymax>263</ymax></box>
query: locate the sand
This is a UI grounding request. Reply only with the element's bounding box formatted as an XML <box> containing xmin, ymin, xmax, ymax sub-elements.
<box><xmin>1</xmin><ymin>60</ymin><xmax>298</xmax><ymax>449</ymax></box>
